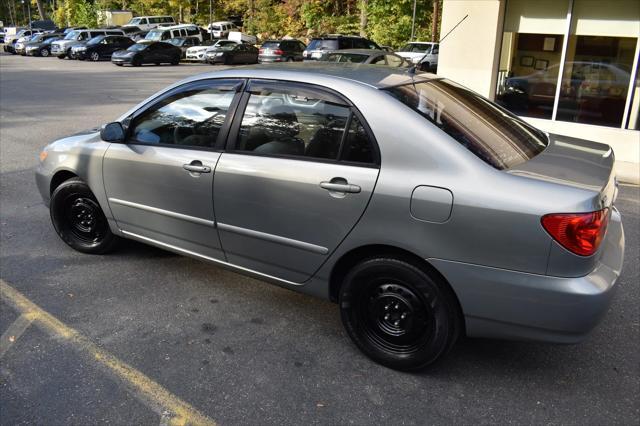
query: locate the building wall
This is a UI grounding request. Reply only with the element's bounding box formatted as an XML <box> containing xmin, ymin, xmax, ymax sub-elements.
<box><xmin>438</xmin><ymin>0</ymin><xmax>505</xmax><ymax>100</ymax></box>
<box><xmin>438</xmin><ymin>0</ymin><xmax>639</xmax><ymax>183</ymax></box>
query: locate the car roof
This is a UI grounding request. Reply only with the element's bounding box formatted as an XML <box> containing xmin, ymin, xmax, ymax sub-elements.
<box><xmin>191</xmin><ymin>63</ymin><xmax>435</xmax><ymax>89</ymax></box>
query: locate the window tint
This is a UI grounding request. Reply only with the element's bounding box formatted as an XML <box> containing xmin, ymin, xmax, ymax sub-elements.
<box><xmin>149</xmin><ymin>17</ymin><xmax>160</xmax><ymax>24</ymax></box>
<box><xmin>236</xmin><ymin>89</ymin><xmax>351</xmax><ymax>160</ymax></box>
<box><xmin>342</xmin><ymin>115</ymin><xmax>374</xmax><ymax>164</ymax></box>
<box><xmin>307</xmin><ymin>39</ymin><xmax>338</xmax><ymax>50</ymax></box>
<box><xmin>128</xmin><ymin>85</ymin><xmax>237</xmax><ymax>148</ymax></box>
<box><xmin>370</xmin><ymin>55</ymin><xmax>386</xmax><ymax>65</ymax></box>
<box><xmin>187</xmin><ymin>27</ymin><xmax>199</xmax><ymax>36</ymax></box>
<box><xmin>432</xmin><ymin>45</ymin><xmax>439</xmax><ymax>54</ymax></box>
<box><xmin>351</xmin><ymin>38</ymin><xmax>369</xmax><ymax>49</ymax></box>
<box><xmin>385</xmin><ymin>79</ymin><xmax>548</xmax><ymax>169</ymax></box>
<box><xmin>261</xmin><ymin>41</ymin><xmax>280</xmax><ymax>49</ymax></box>
<box><xmin>338</xmin><ymin>38</ymin><xmax>352</xmax><ymax>49</ymax></box>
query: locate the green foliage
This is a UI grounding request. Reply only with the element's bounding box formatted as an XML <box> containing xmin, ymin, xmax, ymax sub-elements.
<box><xmin>4</xmin><ymin>0</ymin><xmax>438</xmax><ymax>47</ymax></box>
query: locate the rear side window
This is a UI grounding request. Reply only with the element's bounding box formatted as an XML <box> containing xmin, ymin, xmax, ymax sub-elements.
<box><xmin>338</xmin><ymin>38</ymin><xmax>352</xmax><ymax>49</ymax></box>
<box><xmin>385</xmin><ymin>79</ymin><xmax>548</xmax><ymax>169</ymax></box>
<box><xmin>235</xmin><ymin>88</ymin><xmax>351</xmax><ymax>160</ymax></box>
<box><xmin>342</xmin><ymin>115</ymin><xmax>374</xmax><ymax>164</ymax></box>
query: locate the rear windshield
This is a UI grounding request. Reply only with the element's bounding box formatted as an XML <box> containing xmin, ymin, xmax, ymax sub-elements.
<box><xmin>307</xmin><ymin>39</ymin><xmax>338</xmax><ymax>50</ymax></box>
<box><xmin>261</xmin><ymin>41</ymin><xmax>280</xmax><ymax>49</ymax></box>
<box><xmin>399</xmin><ymin>43</ymin><xmax>432</xmax><ymax>53</ymax></box>
<box><xmin>385</xmin><ymin>79</ymin><xmax>548</xmax><ymax>169</ymax></box>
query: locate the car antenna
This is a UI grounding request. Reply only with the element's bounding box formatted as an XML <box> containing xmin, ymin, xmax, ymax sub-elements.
<box><xmin>407</xmin><ymin>14</ymin><xmax>469</xmax><ymax>77</ymax></box>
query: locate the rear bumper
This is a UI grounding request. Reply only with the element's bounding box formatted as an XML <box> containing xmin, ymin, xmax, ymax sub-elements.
<box><xmin>430</xmin><ymin>207</ymin><xmax>625</xmax><ymax>343</ymax></box>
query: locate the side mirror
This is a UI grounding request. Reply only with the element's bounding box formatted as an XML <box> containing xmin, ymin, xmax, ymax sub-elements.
<box><xmin>100</xmin><ymin>122</ymin><xmax>125</xmax><ymax>142</ymax></box>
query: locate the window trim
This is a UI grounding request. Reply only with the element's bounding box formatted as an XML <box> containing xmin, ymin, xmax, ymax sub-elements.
<box><xmin>122</xmin><ymin>78</ymin><xmax>245</xmax><ymax>152</ymax></box>
<box><xmin>224</xmin><ymin>79</ymin><xmax>380</xmax><ymax>168</ymax></box>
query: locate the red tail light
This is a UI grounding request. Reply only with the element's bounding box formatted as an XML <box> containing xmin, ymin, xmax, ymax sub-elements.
<box><xmin>274</xmin><ymin>49</ymin><xmax>284</xmax><ymax>55</ymax></box>
<box><xmin>541</xmin><ymin>208</ymin><xmax>609</xmax><ymax>256</ymax></box>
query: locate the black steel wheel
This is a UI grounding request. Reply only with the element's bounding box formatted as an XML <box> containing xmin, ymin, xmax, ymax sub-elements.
<box><xmin>50</xmin><ymin>177</ymin><xmax>118</xmax><ymax>254</ymax></box>
<box><xmin>339</xmin><ymin>257</ymin><xmax>461</xmax><ymax>371</ymax></box>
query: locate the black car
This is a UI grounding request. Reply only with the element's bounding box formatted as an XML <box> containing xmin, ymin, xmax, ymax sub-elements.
<box><xmin>258</xmin><ymin>39</ymin><xmax>306</xmax><ymax>63</ymax></box>
<box><xmin>302</xmin><ymin>35</ymin><xmax>380</xmax><ymax>60</ymax></box>
<box><xmin>111</xmin><ymin>41</ymin><xmax>181</xmax><ymax>66</ymax></box>
<box><xmin>76</xmin><ymin>35</ymin><xmax>134</xmax><ymax>61</ymax></box>
<box><xmin>205</xmin><ymin>43</ymin><xmax>258</xmax><ymax>65</ymax></box>
<box><xmin>167</xmin><ymin>36</ymin><xmax>201</xmax><ymax>58</ymax></box>
<box><xmin>24</xmin><ymin>34</ymin><xmax>61</xmax><ymax>57</ymax></box>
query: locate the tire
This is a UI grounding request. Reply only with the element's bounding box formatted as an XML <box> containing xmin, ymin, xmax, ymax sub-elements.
<box><xmin>132</xmin><ymin>57</ymin><xmax>141</xmax><ymax>67</ymax></box>
<box><xmin>339</xmin><ymin>257</ymin><xmax>461</xmax><ymax>371</ymax></box>
<box><xmin>50</xmin><ymin>178</ymin><xmax>118</xmax><ymax>254</ymax></box>
<box><xmin>90</xmin><ymin>51</ymin><xmax>100</xmax><ymax>62</ymax></box>
<box><xmin>57</xmin><ymin>54</ymin><xmax>65</xmax><ymax>59</ymax></box>
<box><xmin>40</xmin><ymin>48</ymin><xmax>49</xmax><ymax>57</ymax></box>
<box><xmin>287</xmin><ymin>57</ymin><xmax>294</xmax><ymax>62</ymax></box>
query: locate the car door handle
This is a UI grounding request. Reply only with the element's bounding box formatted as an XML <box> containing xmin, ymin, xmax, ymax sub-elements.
<box><xmin>183</xmin><ymin>162</ymin><xmax>211</xmax><ymax>173</ymax></box>
<box><xmin>320</xmin><ymin>181</ymin><xmax>361</xmax><ymax>193</ymax></box>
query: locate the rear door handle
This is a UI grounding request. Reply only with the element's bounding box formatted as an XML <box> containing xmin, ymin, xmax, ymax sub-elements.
<box><xmin>183</xmin><ymin>161</ymin><xmax>211</xmax><ymax>174</ymax></box>
<box><xmin>320</xmin><ymin>181</ymin><xmax>361</xmax><ymax>193</ymax></box>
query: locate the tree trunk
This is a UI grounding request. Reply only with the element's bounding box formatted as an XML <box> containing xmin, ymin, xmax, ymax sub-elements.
<box><xmin>35</xmin><ymin>0</ymin><xmax>47</xmax><ymax>20</ymax></box>
<box><xmin>432</xmin><ymin>0</ymin><xmax>440</xmax><ymax>42</ymax></box>
<box><xmin>359</xmin><ymin>0</ymin><xmax>368</xmax><ymax>37</ymax></box>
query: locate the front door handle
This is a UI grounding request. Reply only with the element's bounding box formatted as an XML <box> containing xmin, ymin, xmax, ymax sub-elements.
<box><xmin>320</xmin><ymin>181</ymin><xmax>361</xmax><ymax>194</ymax></box>
<box><xmin>183</xmin><ymin>161</ymin><xmax>211</xmax><ymax>174</ymax></box>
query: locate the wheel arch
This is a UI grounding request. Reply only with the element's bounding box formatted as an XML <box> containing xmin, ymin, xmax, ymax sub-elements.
<box><xmin>328</xmin><ymin>244</ymin><xmax>464</xmax><ymax>324</ymax></box>
<box><xmin>50</xmin><ymin>169</ymin><xmax>79</xmax><ymax>195</ymax></box>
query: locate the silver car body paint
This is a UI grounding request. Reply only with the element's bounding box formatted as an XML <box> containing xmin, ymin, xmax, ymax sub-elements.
<box><xmin>35</xmin><ymin>64</ymin><xmax>625</xmax><ymax>344</ymax></box>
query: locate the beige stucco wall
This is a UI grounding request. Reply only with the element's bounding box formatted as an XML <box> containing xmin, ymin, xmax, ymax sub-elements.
<box><xmin>438</xmin><ymin>0</ymin><xmax>505</xmax><ymax>100</ymax></box>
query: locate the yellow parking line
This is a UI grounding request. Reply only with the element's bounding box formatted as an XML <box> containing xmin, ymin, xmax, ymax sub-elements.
<box><xmin>0</xmin><ymin>279</ymin><xmax>216</xmax><ymax>426</ymax></box>
<box><xmin>0</xmin><ymin>312</ymin><xmax>35</xmax><ymax>358</ymax></box>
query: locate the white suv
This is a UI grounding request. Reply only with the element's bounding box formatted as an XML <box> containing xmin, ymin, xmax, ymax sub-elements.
<box><xmin>396</xmin><ymin>42</ymin><xmax>439</xmax><ymax>70</ymax></box>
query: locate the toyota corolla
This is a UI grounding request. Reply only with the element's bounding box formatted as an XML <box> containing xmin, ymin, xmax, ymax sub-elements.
<box><xmin>35</xmin><ymin>64</ymin><xmax>625</xmax><ymax>371</ymax></box>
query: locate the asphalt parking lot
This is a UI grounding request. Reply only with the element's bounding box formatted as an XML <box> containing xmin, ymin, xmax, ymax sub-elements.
<box><xmin>1</xmin><ymin>52</ymin><xmax>639</xmax><ymax>425</ymax></box>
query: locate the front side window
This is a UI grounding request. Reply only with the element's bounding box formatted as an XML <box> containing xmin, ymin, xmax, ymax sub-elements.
<box><xmin>128</xmin><ymin>83</ymin><xmax>238</xmax><ymax>148</ymax></box>
<box><xmin>235</xmin><ymin>87</ymin><xmax>352</xmax><ymax>160</ymax></box>
<box><xmin>386</xmin><ymin>79</ymin><xmax>548</xmax><ymax>169</ymax></box>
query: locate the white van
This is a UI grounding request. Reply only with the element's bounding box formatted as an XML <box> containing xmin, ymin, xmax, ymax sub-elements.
<box><xmin>124</xmin><ymin>16</ymin><xmax>175</xmax><ymax>31</ymax></box>
<box><xmin>207</xmin><ymin>21</ymin><xmax>238</xmax><ymax>39</ymax></box>
<box><xmin>396</xmin><ymin>41</ymin><xmax>439</xmax><ymax>69</ymax></box>
<box><xmin>144</xmin><ymin>24</ymin><xmax>203</xmax><ymax>42</ymax></box>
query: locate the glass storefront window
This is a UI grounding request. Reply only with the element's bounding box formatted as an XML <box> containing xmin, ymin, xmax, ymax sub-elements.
<box><xmin>496</xmin><ymin>33</ymin><xmax>564</xmax><ymax>119</ymax></box>
<box><xmin>496</xmin><ymin>0</ymin><xmax>640</xmax><ymax>129</ymax></box>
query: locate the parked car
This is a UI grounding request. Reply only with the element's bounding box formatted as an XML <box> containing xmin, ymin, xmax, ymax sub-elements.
<box><xmin>111</xmin><ymin>40</ymin><xmax>181</xmax><ymax>66</ymax></box>
<box><xmin>35</xmin><ymin>65</ymin><xmax>625</xmax><ymax>371</ymax></box>
<box><xmin>205</xmin><ymin>43</ymin><xmax>258</xmax><ymax>65</ymax></box>
<box><xmin>396</xmin><ymin>41</ymin><xmax>439</xmax><ymax>70</ymax></box>
<box><xmin>25</xmin><ymin>34</ymin><xmax>61</xmax><ymax>57</ymax></box>
<box><xmin>4</xmin><ymin>29</ymin><xmax>42</xmax><ymax>53</ymax></box>
<box><xmin>51</xmin><ymin>28</ymin><xmax>124</xmax><ymax>59</ymax></box>
<box><xmin>74</xmin><ymin>35</ymin><xmax>135</xmax><ymax>61</ymax></box>
<box><xmin>123</xmin><ymin>16</ymin><xmax>175</xmax><ymax>31</ymax></box>
<box><xmin>185</xmin><ymin>39</ymin><xmax>238</xmax><ymax>62</ymax></box>
<box><xmin>145</xmin><ymin>24</ymin><xmax>203</xmax><ymax>43</ymax></box>
<box><xmin>167</xmin><ymin>36</ymin><xmax>201</xmax><ymax>58</ymax></box>
<box><xmin>13</xmin><ymin>34</ymin><xmax>40</xmax><ymax>55</ymax></box>
<box><xmin>303</xmin><ymin>35</ymin><xmax>380</xmax><ymax>60</ymax></box>
<box><xmin>207</xmin><ymin>21</ymin><xmax>238</xmax><ymax>39</ymax></box>
<box><xmin>321</xmin><ymin>49</ymin><xmax>410</xmax><ymax>67</ymax></box>
<box><xmin>20</xmin><ymin>33</ymin><xmax>60</xmax><ymax>56</ymax></box>
<box><xmin>0</xmin><ymin>28</ymin><xmax>5</xmax><ymax>43</ymax></box>
<box><xmin>120</xmin><ymin>25</ymin><xmax>142</xmax><ymax>35</ymax></box>
<box><xmin>258</xmin><ymin>39</ymin><xmax>306</xmax><ymax>63</ymax></box>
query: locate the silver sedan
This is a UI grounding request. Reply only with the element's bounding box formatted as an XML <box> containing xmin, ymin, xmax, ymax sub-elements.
<box><xmin>35</xmin><ymin>64</ymin><xmax>625</xmax><ymax>371</ymax></box>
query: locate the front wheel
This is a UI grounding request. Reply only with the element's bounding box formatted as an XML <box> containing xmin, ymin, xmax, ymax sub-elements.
<box><xmin>50</xmin><ymin>178</ymin><xmax>118</xmax><ymax>254</ymax></box>
<box><xmin>339</xmin><ymin>257</ymin><xmax>461</xmax><ymax>371</ymax></box>
<box><xmin>40</xmin><ymin>48</ymin><xmax>49</xmax><ymax>57</ymax></box>
<box><xmin>90</xmin><ymin>51</ymin><xmax>100</xmax><ymax>61</ymax></box>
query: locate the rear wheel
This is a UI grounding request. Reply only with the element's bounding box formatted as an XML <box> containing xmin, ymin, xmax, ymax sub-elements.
<box><xmin>132</xmin><ymin>57</ymin><xmax>141</xmax><ymax>67</ymax></box>
<box><xmin>50</xmin><ymin>178</ymin><xmax>118</xmax><ymax>254</ymax></box>
<box><xmin>339</xmin><ymin>257</ymin><xmax>461</xmax><ymax>371</ymax></box>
